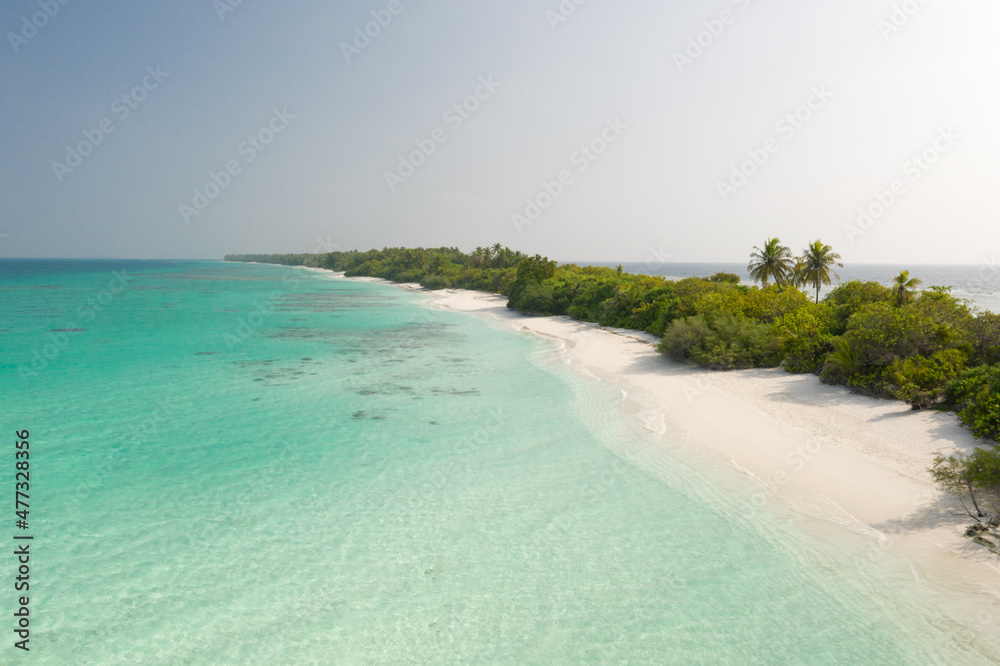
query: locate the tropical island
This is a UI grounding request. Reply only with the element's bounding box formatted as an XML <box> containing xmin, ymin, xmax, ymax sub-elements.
<box><xmin>226</xmin><ymin>242</ymin><xmax>1000</xmax><ymax>552</ymax></box>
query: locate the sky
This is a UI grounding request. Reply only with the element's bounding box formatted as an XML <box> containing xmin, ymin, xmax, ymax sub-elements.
<box><xmin>1</xmin><ymin>0</ymin><xmax>998</xmax><ymax>264</ymax></box>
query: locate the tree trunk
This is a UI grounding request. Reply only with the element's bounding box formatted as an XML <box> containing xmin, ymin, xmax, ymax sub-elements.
<box><xmin>967</xmin><ymin>482</ymin><xmax>985</xmax><ymax>518</ymax></box>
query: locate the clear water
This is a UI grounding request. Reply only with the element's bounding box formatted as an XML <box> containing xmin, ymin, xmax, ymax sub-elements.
<box><xmin>2</xmin><ymin>260</ymin><xmax>998</xmax><ymax>663</ymax></box>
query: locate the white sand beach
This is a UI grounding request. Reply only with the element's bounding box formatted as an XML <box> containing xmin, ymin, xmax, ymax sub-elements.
<box><xmin>436</xmin><ymin>291</ymin><xmax>1000</xmax><ymax>580</ymax></box>
<box><xmin>336</xmin><ymin>273</ymin><xmax>1000</xmax><ymax>643</ymax></box>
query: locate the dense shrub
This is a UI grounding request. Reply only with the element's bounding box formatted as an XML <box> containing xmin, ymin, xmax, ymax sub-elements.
<box><xmin>945</xmin><ymin>364</ymin><xmax>1000</xmax><ymax>442</ymax></box>
<box><xmin>845</xmin><ymin>302</ymin><xmax>942</xmax><ymax>366</ymax></box>
<box><xmin>708</xmin><ymin>272</ymin><xmax>741</xmax><ymax>284</ymax></box>
<box><xmin>697</xmin><ymin>285</ymin><xmax>813</xmax><ymax>324</ymax></box>
<box><xmin>631</xmin><ymin>292</ymin><xmax>678</xmax><ymax>337</ymax></box>
<box><xmin>888</xmin><ymin>349</ymin><xmax>966</xmax><ymax>409</ymax></box>
<box><xmin>970</xmin><ymin>312</ymin><xmax>1000</xmax><ymax>366</ymax></box>
<box><xmin>911</xmin><ymin>287</ymin><xmax>975</xmax><ymax>351</ymax></box>
<box><xmin>775</xmin><ymin>308</ymin><xmax>834</xmax><ymax>374</ymax></box>
<box><xmin>819</xmin><ymin>339</ymin><xmax>895</xmax><ymax>398</ymax></box>
<box><xmin>823</xmin><ymin>281</ymin><xmax>893</xmax><ymax>335</ymax></box>
<box><xmin>394</xmin><ymin>269</ymin><xmax>422</xmax><ymax>283</ymax></box>
<box><xmin>419</xmin><ymin>274</ymin><xmax>452</xmax><ymax>290</ymax></box>
<box><xmin>658</xmin><ymin>313</ymin><xmax>781</xmax><ymax>370</ymax></box>
<box><xmin>671</xmin><ymin>278</ymin><xmax>735</xmax><ymax>318</ymax></box>
<box><xmin>511</xmin><ymin>282</ymin><xmax>555</xmax><ymax>315</ymax></box>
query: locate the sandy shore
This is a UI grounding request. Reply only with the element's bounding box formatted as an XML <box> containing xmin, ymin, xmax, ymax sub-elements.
<box><xmin>426</xmin><ymin>288</ymin><xmax>1000</xmax><ymax>570</ymax></box>
<box><xmin>324</xmin><ymin>272</ymin><xmax>1000</xmax><ymax>640</ymax></box>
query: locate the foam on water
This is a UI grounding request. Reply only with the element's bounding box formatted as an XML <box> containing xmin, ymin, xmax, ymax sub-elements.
<box><xmin>2</xmin><ymin>260</ymin><xmax>999</xmax><ymax>663</ymax></box>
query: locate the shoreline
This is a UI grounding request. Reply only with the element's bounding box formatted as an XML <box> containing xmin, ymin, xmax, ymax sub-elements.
<box><xmin>321</xmin><ymin>270</ymin><xmax>1000</xmax><ymax>640</ymax></box>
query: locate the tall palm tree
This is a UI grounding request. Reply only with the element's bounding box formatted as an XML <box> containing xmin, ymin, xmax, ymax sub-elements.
<box><xmin>891</xmin><ymin>270</ymin><xmax>922</xmax><ymax>306</ymax></box>
<box><xmin>748</xmin><ymin>238</ymin><xmax>794</xmax><ymax>289</ymax></box>
<box><xmin>789</xmin><ymin>257</ymin><xmax>809</xmax><ymax>288</ymax></box>
<box><xmin>798</xmin><ymin>240</ymin><xmax>843</xmax><ymax>303</ymax></box>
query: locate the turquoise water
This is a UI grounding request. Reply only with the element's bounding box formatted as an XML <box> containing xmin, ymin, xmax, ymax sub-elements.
<box><xmin>1</xmin><ymin>260</ymin><xmax>998</xmax><ymax>663</ymax></box>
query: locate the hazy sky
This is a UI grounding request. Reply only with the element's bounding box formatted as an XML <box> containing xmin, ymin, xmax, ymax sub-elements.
<box><xmin>1</xmin><ymin>0</ymin><xmax>997</xmax><ymax>263</ymax></box>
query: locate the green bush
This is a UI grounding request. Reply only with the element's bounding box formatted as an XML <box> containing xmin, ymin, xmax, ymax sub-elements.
<box><xmin>945</xmin><ymin>364</ymin><xmax>1000</xmax><ymax>442</ymax></box>
<box><xmin>930</xmin><ymin>447</ymin><xmax>1000</xmax><ymax>551</ymax></box>
<box><xmin>512</xmin><ymin>282</ymin><xmax>555</xmax><ymax>315</ymax></box>
<box><xmin>671</xmin><ymin>278</ymin><xmax>735</xmax><ymax>318</ymax></box>
<box><xmin>775</xmin><ymin>309</ymin><xmax>834</xmax><ymax>373</ymax></box>
<box><xmin>630</xmin><ymin>293</ymin><xmax>678</xmax><ymax>337</ymax></box>
<box><xmin>845</xmin><ymin>302</ymin><xmax>942</xmax><ymax>366</ymax></box>
<box><xmin>911</xmin><ymin>287</ymin><xmax>975</xmax><ymax>352</ymax></box>
<box><xmin>394</xmin><ymin>269</ymin><xmax>423</xmax><ymax>283</ymax></box>
<box><xmin>658</xmin><ymin>313</ymin><xmax>781</xmax><ymax>370</ymax></box>
<box><xmin>708</xmin><ymin>272</ymin><xmax>741</xmax><ymax>284</ymax></box>
<box><xmin>420</xmin><ymin>274</ymin><xmax>452</xmax><ymax>290</ymax></box>
<box><xmin>970</xmin><ymin>312</ymin><xmax>1000</xmax><ymax>366</ymax></box>
<box><xmin>696</xmin><ymin>285</ymin><xmax>812</xmax><ymax>324</ymax></box>
<box><xmin>889</xmin><ymin>349</ymin><xmax>966</xmax><ymax>409</ymax></box>
<box><xmin>823</xmin><ymin>281</ymin><xmax>893</xmax><ymax>335</ymax></box>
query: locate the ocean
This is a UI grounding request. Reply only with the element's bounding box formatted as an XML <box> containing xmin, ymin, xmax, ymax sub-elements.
<box><xmin>2</xmin><ymin>259</ymin><xmax>999</xmax><ymax>663</ymax></box>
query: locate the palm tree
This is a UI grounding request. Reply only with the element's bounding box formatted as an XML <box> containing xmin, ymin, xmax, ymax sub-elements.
<box><xmin>824</xmin><ymin>338</ymin><xmax>862</xmax><ymax>377</ymax></box>
<box><xmin>789</xmin><ymin>257</ymin><xmax>809</xmax><ymax>289</ymax></box>
<box><xmin>798</xmin><ymin>240</ymin><xmax>843</xmax><ymax>303</ymax></box>
<box><xmin>891</xmin><ymin>270</ymin><xmax>922</xmax><ymax>306</ymax></box>
<box><xmin>748</xmin><ymin>238</ymin><xmax>794</xmax><ymax>289</ymax></box>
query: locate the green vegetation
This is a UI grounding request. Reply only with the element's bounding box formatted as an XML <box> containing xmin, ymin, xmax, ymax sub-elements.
<box><xmin>930</xmin><ymin>448</ymin><xmax>1000</xmax><ymax>552</ymax></box>
<box><xmin>798</xmin><ymin>240</ymin><xmax>843</xmax><ymax>304</ymax></box>
<box><xmin>746</xmin><ymin>238</ymin><xmax>843</xmax><ymax>302</ymax></box>
<box><xmin>658</xmin><ymin>312</ymin><xmax>780</xmax><ymax>370</ymax></box>
<box><xmin>225</xmin><ymin>245</ymin><xmax>525</xmax><ymax>294</ymax></box>
<box><xmin>892</xmin><ymin>270</ymin><xmax>922</xmax><ymax>306</ymax></box>
<box><xmin>945</xmin><ymin>365</ymin><xmax>1000</xmax><ymax>442</ymax></box>
<box><xmin>747</xmin><ymin>238</ymin><xmax>794</xmax><ymax>289</ymax></box>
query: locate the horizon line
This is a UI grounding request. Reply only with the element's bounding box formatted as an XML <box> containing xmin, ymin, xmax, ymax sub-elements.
<box><xmin>0</xmin><ymin>257</ymin><xmax>991</xmax><ymax>267</ymax></box>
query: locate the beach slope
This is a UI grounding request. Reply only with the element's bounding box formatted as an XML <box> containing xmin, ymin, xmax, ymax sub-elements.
<box><xmin>427</xmin><ymin>288</ymin><xmax>1000</xmax><ymax>591</ymax></box>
